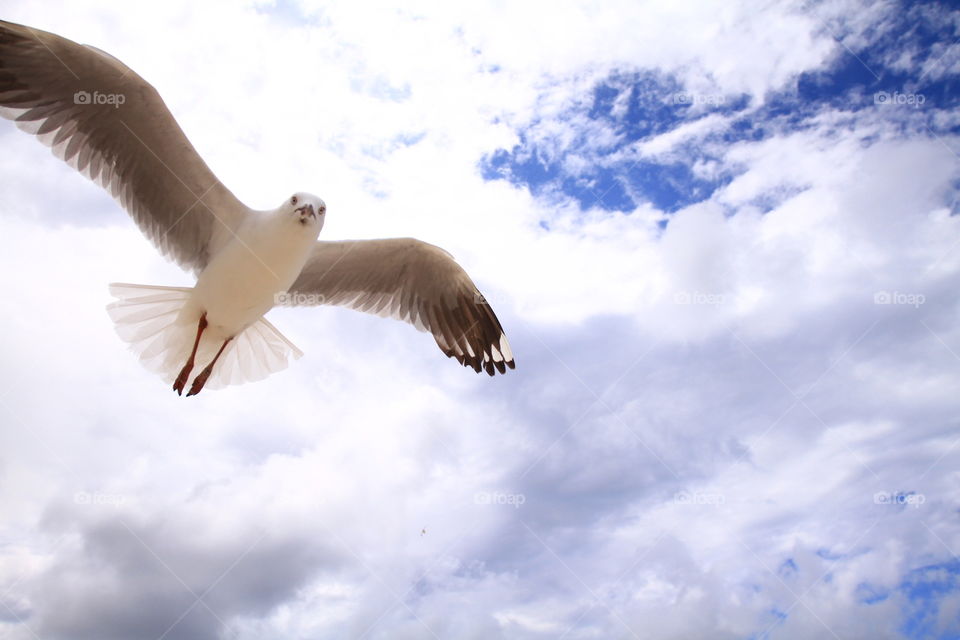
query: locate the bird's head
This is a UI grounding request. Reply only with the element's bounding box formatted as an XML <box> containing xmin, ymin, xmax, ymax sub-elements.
<box><xmin>285</xmin><ymin>192</ymin><xmax>326</xmax><ymax>231</ymax></box>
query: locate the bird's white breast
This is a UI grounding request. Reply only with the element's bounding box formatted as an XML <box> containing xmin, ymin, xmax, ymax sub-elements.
<box><xmin>188</xmin><ymin>211</ymin><xmax>319</xmax><ymax>338</ymax></box>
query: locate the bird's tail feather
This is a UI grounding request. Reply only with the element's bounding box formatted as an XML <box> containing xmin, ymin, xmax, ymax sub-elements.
<box><xmin>106</xmin><ymin>283</ymin><xmax>303</xmax><ymax>390</ymax></box>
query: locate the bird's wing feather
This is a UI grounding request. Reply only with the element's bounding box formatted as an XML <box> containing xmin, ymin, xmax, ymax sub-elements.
<box><xmin>287</xmin><ymin>238</ymin><xmax>515</xmax><ymax>375</ymax></box>
<box><xmin>0</xmin><ymin>20</ymin><xmax>250</xmax><ymax>273</ymax></box>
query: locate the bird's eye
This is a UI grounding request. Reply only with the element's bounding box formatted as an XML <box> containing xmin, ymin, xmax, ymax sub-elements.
<box><xmin>291</xmin><ymin>196</ymin><xmax>298</xmax><ymax>205</ymax></box>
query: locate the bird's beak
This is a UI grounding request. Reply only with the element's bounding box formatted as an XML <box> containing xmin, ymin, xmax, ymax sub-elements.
<box><xmin>296</xmin><ymin>204</ymin><xmax>316</xmax><ymax>220</ymax></box>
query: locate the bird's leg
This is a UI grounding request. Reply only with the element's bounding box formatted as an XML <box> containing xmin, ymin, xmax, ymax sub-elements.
<box><xmin>173</xmin><ymin>313</ymin><xmax>208</xmax><ymax>396</ymax></box>
<box><xmin>186</xmin><ymin>336</ymin><xmax>233</xmax><ymax>397</ymax></box>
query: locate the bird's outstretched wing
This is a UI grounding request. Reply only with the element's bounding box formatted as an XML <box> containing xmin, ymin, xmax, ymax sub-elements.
<box><xmin>0</xmin><ymin>20</ymin><xmax>250</xmax><ymax>273</ymax></box>
<box><xmin>287</xmin><ymin>238</ymin><xmax>516</xmax><ymax>375</ymax></box>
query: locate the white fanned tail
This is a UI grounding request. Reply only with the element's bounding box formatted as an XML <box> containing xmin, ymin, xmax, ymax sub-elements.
<box><xmin>106</xmin><ymin>283</ymin><xmax>303</xmax><ymax>389</ymax></box>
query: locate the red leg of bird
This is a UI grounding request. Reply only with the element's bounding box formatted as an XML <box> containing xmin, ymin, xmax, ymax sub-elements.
<box><xmin>173</xmin><ymin>313</ymin><xmax>208</xmax><ymax>396</ymax></box>
<box><xmin>186</xmin><ymin>335</ymin><xmax>233</xmax><ymax>397</ymax></box>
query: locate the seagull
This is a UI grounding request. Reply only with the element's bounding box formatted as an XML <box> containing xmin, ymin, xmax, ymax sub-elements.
<box><xmin>0</xmin><ymin>20</ymin><xmax>515</xmax><ymax>395</ymax></box>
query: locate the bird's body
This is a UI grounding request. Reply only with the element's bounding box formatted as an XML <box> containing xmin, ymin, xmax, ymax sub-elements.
<box><xmin>0</xmin><ymin>19</ymin><xmax>515</xmax><ymax>394</ymax></box>
<box><xmin>189</xmin><ymin>196</ymin><xmax>322</xmax><ymax>342</ymax></box>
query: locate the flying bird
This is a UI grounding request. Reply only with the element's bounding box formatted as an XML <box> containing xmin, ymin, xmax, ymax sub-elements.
<box><xmin>0</xmin><ymin>20</ymin><xmax>515</xmax><ymax>395</ymax></box>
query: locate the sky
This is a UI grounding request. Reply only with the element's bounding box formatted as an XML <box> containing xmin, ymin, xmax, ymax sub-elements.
<box><xmin>0</xmin><ymin>0</ymin><xmax>959</xmax><ymax>638</ymax></box>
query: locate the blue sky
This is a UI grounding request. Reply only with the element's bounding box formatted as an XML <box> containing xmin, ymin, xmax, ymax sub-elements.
<box><xmin>482</xmin><ymin>2</ymin><xmax>959</xmax><ymax>218</ymax></box>
<box><xmin>1</xmin><ymin>1</ymin><xmax>959</xmax><ymax>639</ymax></box>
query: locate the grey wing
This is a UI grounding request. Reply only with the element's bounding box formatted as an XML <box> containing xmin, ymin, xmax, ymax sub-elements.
<box><xmin>287</xmin><ymin>238</ymin><xmax>516</xmax><ymax>376</ymax></box>
<box><xmin>0</xmin><ymin>20</ymin><xmax>250</xmax><ymax>273</ymax></box>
